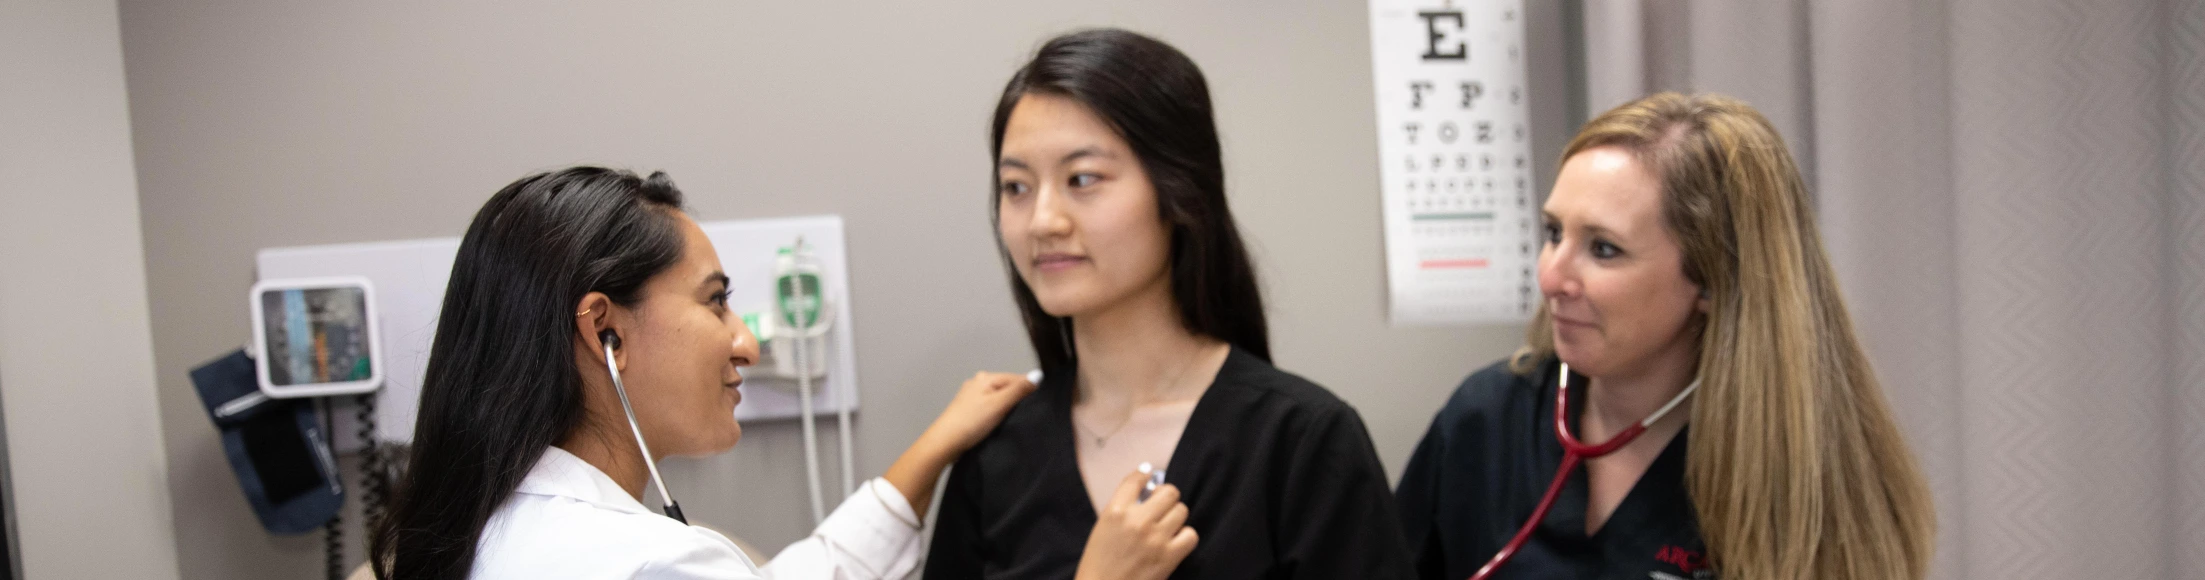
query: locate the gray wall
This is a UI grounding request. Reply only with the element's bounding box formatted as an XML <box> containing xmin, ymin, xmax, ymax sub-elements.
<box><xmin>0</xmin><ymin>0</ymin><xmax>184</xmax><ymax>578</ymax></box>
<box><xmin>117</xmin><ymin>2</ymin><xmax>1573</xmax><ymax>578</ymax></box>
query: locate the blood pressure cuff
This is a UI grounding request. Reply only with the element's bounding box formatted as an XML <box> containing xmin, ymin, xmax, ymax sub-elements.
<box><xmin>189</xmin><ymin>348</ymin><xmax>343</xmax><ymax>535</ymax></box>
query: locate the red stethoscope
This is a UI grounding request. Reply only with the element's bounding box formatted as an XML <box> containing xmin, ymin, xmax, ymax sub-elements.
<box><xmin>1469</xmin><ymin>362</ymin><xmax>1700</xmax><ymax>580</ymax></box>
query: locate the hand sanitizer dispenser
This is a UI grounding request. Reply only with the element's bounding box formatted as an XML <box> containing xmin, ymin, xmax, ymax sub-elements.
<box><xmin>772</xmin><ymin>243</ymin><xmax>830</xmax><ymax>379</ymax></box>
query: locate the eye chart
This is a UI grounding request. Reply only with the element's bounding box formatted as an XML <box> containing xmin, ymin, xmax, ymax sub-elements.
<box><xmin>1369</xmin><ymin>0</ymin><xmax>1535</xmax><ymax>326</ymax></box>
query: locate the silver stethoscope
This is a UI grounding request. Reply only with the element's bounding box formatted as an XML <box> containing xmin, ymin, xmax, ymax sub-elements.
<box><xmin>600</xmin><ymin>330</ymin><xmax>688</xmax><ymax>524</ymax></box>
<box><xmin>1469</xmin><ymin>362</ymin><xmax>1700</xmax><ymax>580</ymax></box>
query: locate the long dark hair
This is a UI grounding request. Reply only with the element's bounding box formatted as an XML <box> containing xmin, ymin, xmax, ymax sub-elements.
<box><xmin>989</xmin><ymin>28</ymin><xmax>1270</xmax><ymax>376</ymax></box>
<box><xmin>369</xmin><ymin>167</ymin><xmax>688</xmax><ymax>579</ymax></box>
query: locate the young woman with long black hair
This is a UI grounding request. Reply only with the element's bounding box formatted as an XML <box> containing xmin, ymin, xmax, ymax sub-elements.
<box><xmin>367</xmin><ymin>167</ymin><xmax>1194</xmax><ymax>579</ymax></box>
<box><xmin>924</xmin><ymin>29</ymin><xmax>1415</xmax><ymax>580</ymax></box>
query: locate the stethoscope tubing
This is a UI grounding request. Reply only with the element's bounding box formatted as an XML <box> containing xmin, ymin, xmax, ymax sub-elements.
<box><xmin>1468</xmin><ymin>362</ymin><xmax>1698</xmax><ymax>580</ymax></box>
<box><xmin>607</xmin><ymin>340</ymin><xmax>687</xmax><ymax>524</ymax></box>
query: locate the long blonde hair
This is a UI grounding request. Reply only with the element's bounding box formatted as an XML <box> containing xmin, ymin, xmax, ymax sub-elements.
<box><xmin>1511</xmin><ymin>93</ymin><xmax>1934</xmax><ymax>579</ymax></box>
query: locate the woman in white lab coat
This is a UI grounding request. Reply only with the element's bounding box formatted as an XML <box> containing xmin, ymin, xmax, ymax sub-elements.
<box><xmin>367</xmin><ymin>167</ymin><xmax>1197</xmax><ymax>579</ymax></box>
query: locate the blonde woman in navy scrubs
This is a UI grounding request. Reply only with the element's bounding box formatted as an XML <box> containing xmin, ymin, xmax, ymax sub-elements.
<box><xmin>1396</xmin><ymin>93</ymin><xmax>1936</xmax><ymax>580</ymax></box>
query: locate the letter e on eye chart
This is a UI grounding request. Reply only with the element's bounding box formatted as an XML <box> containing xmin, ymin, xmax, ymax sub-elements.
<box><xmin>1368</xmin><ymin>0</ymin><xmax>1535</xmax><ymax>326</ymax></box>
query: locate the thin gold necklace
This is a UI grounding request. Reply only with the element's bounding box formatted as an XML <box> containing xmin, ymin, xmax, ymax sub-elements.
<box><xmin>1077</xmin><ymin>345</ymin><xmax>1207</xmax><ymax>448</ymax></box>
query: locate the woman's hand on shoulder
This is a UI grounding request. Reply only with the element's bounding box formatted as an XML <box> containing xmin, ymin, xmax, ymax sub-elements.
<box><xmin>917</xmin><ymin>371</ymin><xmax>1038</xmax><ymax>456</ymax></box>
<box><xmin>1075</xmin><ymin>468</ymin><xmax>1199</xmax><ymax>580</ymax></box>
<box><xmin>884</xmin><ymin>371</ymin><xmax>1038</xmax><ymax>516</ymax></box>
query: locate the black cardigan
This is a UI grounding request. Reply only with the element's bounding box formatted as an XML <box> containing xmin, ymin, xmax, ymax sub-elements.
<box><xmin>925</xmin><ymin>347</ymin><xmax>1416</xmax><ymax>579</ymax></box>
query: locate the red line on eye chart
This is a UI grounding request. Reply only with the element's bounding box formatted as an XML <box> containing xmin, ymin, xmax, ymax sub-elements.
<box><xmin>1420</xmin><ymin>258</ymin><xmax>1489</xmax><ymax>269</ymax></box>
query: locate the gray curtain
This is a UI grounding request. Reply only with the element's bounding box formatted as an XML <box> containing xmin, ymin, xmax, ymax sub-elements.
<box><xmin>1578</xmin><ymin>1</ymin><xmax>2205</xmax><ymax>578</ymax></box>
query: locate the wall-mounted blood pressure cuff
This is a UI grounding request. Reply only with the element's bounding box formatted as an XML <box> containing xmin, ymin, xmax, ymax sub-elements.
<box><xmin>189</xmin><ymin>348</ymin><xmax>343</xmax><ymax>535</ymax></box>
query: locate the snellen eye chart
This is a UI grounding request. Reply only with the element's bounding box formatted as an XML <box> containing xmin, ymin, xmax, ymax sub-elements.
<box><xmin>1369</xmin><ymin>0</ymin><xmax>1536</xmax><ymax>326</ymax></box>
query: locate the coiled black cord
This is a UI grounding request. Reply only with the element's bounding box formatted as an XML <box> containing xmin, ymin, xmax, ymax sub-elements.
<box><xmin>324</xmin><ymin>393</ymin><xmax>387</xmax><ymax>580</ymax></box>
<box><xmin>322</xmin><ymin>397</ymin><xmax>344</xmax><ymax>580</ymax></box>
<box><xmin>357</xmin><ymin>392</ymin><xmax>388</xmax><ymax>540</ymax></box>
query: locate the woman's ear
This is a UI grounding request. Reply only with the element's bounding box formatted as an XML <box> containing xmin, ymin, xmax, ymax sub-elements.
<box><xmin>575</xmin><ymin>292</ymin><xmax>622</xmax><ymax>369</ymax></box>
<box><xmin>1695</xmin><ymin>286</ymin><xmax>1713</xmax><ymax>314</ymax></box>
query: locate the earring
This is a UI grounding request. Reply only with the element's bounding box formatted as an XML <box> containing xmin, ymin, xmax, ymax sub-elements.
<box><xmin>577</xmin><ymin>308</ymin><xmax>592</xmax><ymax>317</ymax></box>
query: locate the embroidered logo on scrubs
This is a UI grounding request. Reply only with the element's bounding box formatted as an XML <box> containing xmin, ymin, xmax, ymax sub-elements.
<box><xmin>1652</xmin><ymin>545</ymin><xmax>1713</xmax><ymax>579</ymax></box>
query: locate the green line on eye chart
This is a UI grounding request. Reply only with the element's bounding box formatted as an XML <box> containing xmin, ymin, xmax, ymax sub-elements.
<box><xmin>1411</xmin><ymin>212</ymin><xmax>1495</xmax><ymax>221</ymax></box>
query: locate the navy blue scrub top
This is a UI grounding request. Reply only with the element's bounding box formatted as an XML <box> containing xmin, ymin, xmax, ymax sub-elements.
<box><xmin>1396</xmin><ymin>357</ymin><xmax>1714</xmax><ymax>580</ymax></box>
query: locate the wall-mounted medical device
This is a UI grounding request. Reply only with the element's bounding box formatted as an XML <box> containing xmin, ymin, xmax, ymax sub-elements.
<box><xmin>239</xmin><ymin>276</ymin><xmax>397</xmax><ymax>579</ymax></box>
<box><xmin>247</xmin><ymin>276</ymin><xmax>385</xmax><ymax>399</ymax></box>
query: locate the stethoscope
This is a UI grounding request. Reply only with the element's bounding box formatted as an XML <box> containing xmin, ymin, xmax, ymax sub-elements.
<box><xmin>601</xmin><ymin>330</ymin><xmax>688</xmax><ymax>524</ymax></box>
<box><xmin>1469</xmin><ymin>362</ymin><xmax>1699</xmax><ymax>580</ymax></box>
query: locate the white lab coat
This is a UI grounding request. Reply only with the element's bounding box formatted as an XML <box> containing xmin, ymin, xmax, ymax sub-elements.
<box><xmin>470</xmin><ymin>447</ymin><xmax>924</xmax><ymax>579</ymax></box>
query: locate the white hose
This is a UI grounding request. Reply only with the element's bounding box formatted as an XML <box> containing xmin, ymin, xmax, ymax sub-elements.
<box><xmin>797</xmin><ymin>332</ymin><xmax>825</xmax><ymax>525</ymax></box>
<box><xmin>836</xmin><ymin>357</ymin><xmax>854</xmax><ymax>496</ymax></box>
